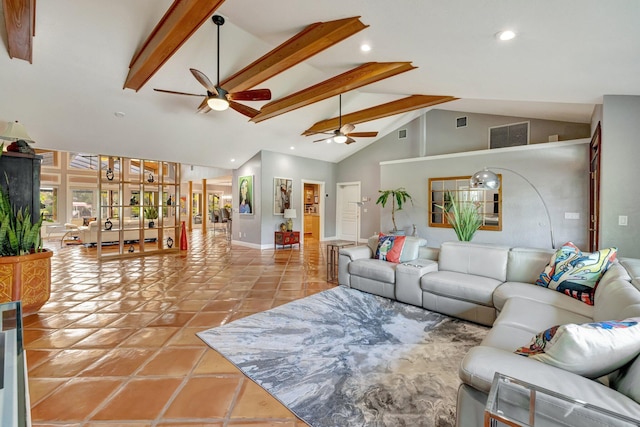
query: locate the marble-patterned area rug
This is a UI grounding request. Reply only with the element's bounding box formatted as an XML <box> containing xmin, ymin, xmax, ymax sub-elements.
<box><xmin>197</xmin><ymin>286</ymin><xmax>488</xmax><ymax>427</ymax></box>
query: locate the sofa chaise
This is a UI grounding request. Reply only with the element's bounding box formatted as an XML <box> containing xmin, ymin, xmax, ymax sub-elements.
<box><xmin>76</xmin><ymin>218</ymin><xmax>159</xmax><ymax>246</ymax></box>
<box><xmin>338</xmin><ymin>238</ymin><xmax>640</xmax><ymax>425</ymax></box>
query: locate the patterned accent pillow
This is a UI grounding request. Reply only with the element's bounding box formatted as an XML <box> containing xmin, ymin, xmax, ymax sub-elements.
<box><xmin>515</xmin><ymin>319</ymin><xmax>640</xmax><ymax>378</ymax></box>
<box><xmin>374</xmin><ymin>233</ymin><xmax>406</xmax><ymax>263</ymax></box>
<box><xmin>535</xmin><ymin>242</ymin><xmax>617</xmax><ymax>305</ymax></box>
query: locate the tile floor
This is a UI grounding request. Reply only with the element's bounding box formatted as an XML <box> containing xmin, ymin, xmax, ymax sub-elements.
<box><xmin>25</xmin><ymin>230</ymin><xmax>335</xmax><ymax>426</ymax></box>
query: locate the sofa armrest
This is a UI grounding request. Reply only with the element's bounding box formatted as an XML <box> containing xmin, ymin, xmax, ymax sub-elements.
<box><xmin>339</xmin><ymin>245</ymin><xmax>372</xmax><ymax>261</ymax></box>
<box><xmin>338</xmin><ymin>246</ymin><xmax>373</xmax><ymax>287</ymax></box>
<box><xmin>460</xmin><ymin>346</ymin><xmax>640</xmax><ymax>419</ymax></box>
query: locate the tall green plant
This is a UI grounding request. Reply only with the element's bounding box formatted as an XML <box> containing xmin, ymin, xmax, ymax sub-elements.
<box><xmin>436</xmin><ymin>191</ymin><xmax>482</xmax><ymax>242</ymax></box>
<box><xmin>0</xmin><ymin>145</ymin><xmax>44</xmax><ymax>255</ymax></box>
<box><xmin>376</xmin><ymin>188</ymin><xmax>413</xmax><ymax>232</ymax></box>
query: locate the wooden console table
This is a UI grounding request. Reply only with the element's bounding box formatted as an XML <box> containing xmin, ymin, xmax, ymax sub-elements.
<box><xmin>274</xmin><ymin>231</ymin><xmax>300</xmax><ymax>249</ymax></box>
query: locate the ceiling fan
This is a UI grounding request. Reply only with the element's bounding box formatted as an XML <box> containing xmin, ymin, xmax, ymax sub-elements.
<box><xmin>153</xmin><ymin>15</ymin><xmax>271</xmax><ymax>118</ymax></box>
<box><xmin>311</xmin><ymin>95</ymin><xmax>378</xmax><ymax>144</ymax></box>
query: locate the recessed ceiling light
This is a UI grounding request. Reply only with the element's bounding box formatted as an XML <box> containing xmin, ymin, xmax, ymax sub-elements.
<box><xmin>496</xmin><ymin>30</ymin><xmax>516</xmax><ymax>41</ymax></box>
<box><xmin>230</xmin><ymin>158</ymin><xmax>235</xmax><ymax>163</ymax></box>
<box><xmin>360</xmin><ymin>43</ymin><xmax>371</xmax><ymax>52</ymax></box>
<box><xmin>290</xmin><ymin>146</ymin><xmax>295</xmax><ymax>150</ymax></box>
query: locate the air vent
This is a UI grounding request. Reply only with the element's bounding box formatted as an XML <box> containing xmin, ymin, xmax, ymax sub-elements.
<box><xmin>489</xmin><ymin>121</ymin><xmax>529</xmax><ymax>149</ymax></box>
<box><xmin>456</xmin><ymin>116</ymin><xmax>467</xmax><ymax>128</ymax></box>
<box><xmin>398</xmin><ymin>129</ymin><xmax>407</xmax><ymax>139</ymax></box>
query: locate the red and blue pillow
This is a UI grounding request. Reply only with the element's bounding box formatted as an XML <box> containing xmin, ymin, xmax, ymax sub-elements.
<box><xmin>374</xmin><ymin>233</ymin><xmax>406</xmax><ymax>263</ymax></box>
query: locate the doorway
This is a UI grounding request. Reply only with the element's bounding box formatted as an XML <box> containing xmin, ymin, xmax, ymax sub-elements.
<box><xmin>336</xmin><ymin>182</ymin><xmax>361</xmax><ymax>242</ymax></box>
<box><xmin>301</xmin><ymin>180</ymin><xmax>324</xmax><ymax>242</ymax></box>
<box><xmin>589</xmin><ymin>122</ymin><xmax>602</xmax><ymax>251</ymax></box>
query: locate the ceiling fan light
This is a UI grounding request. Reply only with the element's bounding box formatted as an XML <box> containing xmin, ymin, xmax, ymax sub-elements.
<box><xmin>334</xmin><ymin>134</ymin><xmax>348</xmax><ymax>144</ymax></box>
<box><xmin>207</xmin><ymin>97</ymin><xmax>229</xmax><ymax>111</ymax></box>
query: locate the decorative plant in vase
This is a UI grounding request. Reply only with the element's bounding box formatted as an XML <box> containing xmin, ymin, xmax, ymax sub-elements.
<box><xmin>376</xmin><ymin>188</ymin><xmax>413</xmax><ymax>234</ymax></box>
<box><xmin>144</xmin><ymin>206</ymin><xmax>158</xmax><ymax>228</ymax></box>
<box><xmin>436</xmin><ymin>190</ymin><xmax>482</xmax><ymax>241</ymax></box>
<box><xmin>0</xmin><ymin>144</ymin><xmax>52</xmax><ymax>315</ymax></box>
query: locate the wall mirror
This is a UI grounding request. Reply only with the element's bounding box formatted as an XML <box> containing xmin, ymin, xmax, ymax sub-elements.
<box><xmin>429</xmin><ymin>176</ymin><xmax>502</xmax><ymax>231</ymax></box>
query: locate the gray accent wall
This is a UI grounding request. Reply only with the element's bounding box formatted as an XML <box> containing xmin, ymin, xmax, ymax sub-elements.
<box><xmin>337</xmin><ymin>108</ymin><xmax>591</xmax><ymax>242</ymax></box>
<box><xmin>600</xmin><ymin>95</ymin><xmax>640</xmax><ymax>257</ymax></box>
<box><xmin>379</xmin><ymin>141</ymin><xmax>590</xmax><ymax>250</ymax></box>
<box><xmin>233</xmin><ymin>150</ymin><xmax>337</xmax><ymax>247</ymax></box>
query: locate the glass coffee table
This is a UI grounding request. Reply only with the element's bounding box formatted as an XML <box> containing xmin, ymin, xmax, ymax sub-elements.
<box><xmin>484</xmin><ymin>373</ymin><xmax>640</xmax><ymax>427</ymax></box>
<box><xmin>0</xmin><ymin>301</ymin><xmax>30</xmax><ymax>426</ymax></box>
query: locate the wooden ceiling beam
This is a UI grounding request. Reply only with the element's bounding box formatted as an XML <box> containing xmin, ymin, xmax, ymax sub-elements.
<box><xmin>302</xmin><ymin>95</ymin><xmax>458</xmax><ymax>135</ymax></box>
<box><xmin>124</xmin><ymin>0</ymin><xmax>226</xmax><ymax>92</ymax></box>
<box><xmin>251</xmin><ymin>62</ymin><xmax>417</xmax><ymax>123</ymax></box>
<box><xmin>2</xmin><ymin>0</ymin><xmax>35</xmax><ymax>63</ymax></box>
<box><xmin>220</xmin><ymin>16</ymin><xmax>368</xmax><ymax>93</ymax></box>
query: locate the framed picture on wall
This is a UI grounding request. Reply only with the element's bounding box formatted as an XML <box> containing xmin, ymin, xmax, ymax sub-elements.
<box><xmin>273</xmin><ymin>177</ymin><xmax>292</xmax><ymax>215</ymax></box>
<box><xmin>238</xmin><ymin>175</ymin><xmax>254</xmax><ymax>215</ymax></box>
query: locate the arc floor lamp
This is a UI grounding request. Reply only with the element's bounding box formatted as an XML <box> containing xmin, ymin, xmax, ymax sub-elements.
<box><xmin>470</xmin><ymin>167</ymin><xmax>556</xmax><ymax>249</ymax></box>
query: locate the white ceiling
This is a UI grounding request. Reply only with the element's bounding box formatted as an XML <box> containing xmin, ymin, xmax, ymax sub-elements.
<box><xmin>0</xmin><ymin>1</ymin><xmax>639</xmax><ymax>172</ymax></box>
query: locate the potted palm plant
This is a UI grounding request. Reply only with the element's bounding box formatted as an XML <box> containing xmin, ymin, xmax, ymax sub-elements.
<box><xmin>0</xmin><ymin>145</ymin><xmax>52</xmax><ymax>316</ymax></box>
<box><xmin>436</xmin><ymin>191</ymin><xmax>482</xmax><ymax>241</ymax></box>
<box><xmin>144</xmin><ymin>206</ymin><xmax>158</xmax><ymax>228</ymax></box>
<box><xmin>376</xmin><ymin>188</ymin><xmax>413</xmax><ymax>234</ymax></box>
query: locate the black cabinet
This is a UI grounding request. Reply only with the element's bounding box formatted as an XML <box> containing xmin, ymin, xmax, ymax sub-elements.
<box><xmin>0</xmin><ymin>151</ymin><xmax>42</xmax><ymax>224</ymax></box>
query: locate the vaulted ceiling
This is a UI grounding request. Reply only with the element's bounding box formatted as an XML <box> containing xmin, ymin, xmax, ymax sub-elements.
<box><xmin>1</xmin><ymin>1</ymin><xmax>639</xmax><ymax>170</ymax></box>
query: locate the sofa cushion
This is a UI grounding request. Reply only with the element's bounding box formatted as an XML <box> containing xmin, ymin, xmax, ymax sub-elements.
<box><xmin>494</xmin><ymin>281</ymin><xmax>594</xmax><ymax>318</ymax></box>
<box><xmin>535</xmin><ymin>242</ymin><xmax>617</xmax><ymax>305</ymax></box>
<box><xmin>438</xmin><ymin>241</ymin><xmax>510</xmax><ymax>282</ymax></box>
<box><xmin>514</xmin><ymin>319</ymin><xmax>640</xmax><ymax>378</ymax></box>
<box><xmin>506</xmin><ymin>247</ymin><xmax>555</xmax><ymax>283</ymax></box>
<box><xmin>374</xmin><ymin>233</ymin><xmax>406</xmax><ymax>263</ymax></box>
<box><xmin>594</xmin><ymin>276</ymin><xmax>640</xmax><ymax>322</ymax></box>
<box><xmin>349</xmin><ymin>258</ymin><xmax>396</xmax><ymax>284</ymax></box>
<box><xmin>421</xmin><ymin>271</ymin><xmax>502</xmax><ymax>306</ymax></box>
<box><xmin>611</xmin><ymin>354</ymin><xmax>640</xmax><ymax>404</ymax></box>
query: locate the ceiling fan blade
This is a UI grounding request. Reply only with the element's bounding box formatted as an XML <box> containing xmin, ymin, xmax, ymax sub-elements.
<box><xmin>229</xmin><ymin>101</ymin><xmax>260</xmax><ymax>118</ymax></box>
<box><xmin>345</xmin><ymin>137</ymin><xmax>357</xmax><ymax>145</ymax></box>
<box><xmin>190</xmin><ymin>68</ymin><xmax>218</xmax><ymax>95</ymax></box>
<box><xmin>197</xmin><ymin>98</ymin><xmax>212</xmax><ymax>114</ymax></box>
<box><xmin>339</xmin><ymin>123</ymin><xmax>356</xmax><ymax>135</ymax></box>
<box><xmin>228</xmin><ymin>88</ymin><xmax>272</xmax><ymax>101</ymax></box>
<box><xmin>154</xmin><ymin>88</ymin><xmax>204</xmax><ymax>97</ymax></box>
<box><xmin>347</xmin><ymin>131</ymin><xmax>378</xmax><ymax>138</ymax></box>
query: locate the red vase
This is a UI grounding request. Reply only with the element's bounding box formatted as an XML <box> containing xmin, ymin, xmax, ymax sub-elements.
<box><xmin>180</xmin><ymin>221</ymin><xmax>188</xmax><ymax>250</ymax></box>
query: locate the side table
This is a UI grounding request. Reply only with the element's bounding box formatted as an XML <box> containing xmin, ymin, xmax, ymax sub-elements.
<box><xmin>274</xmin><ymin>231</ymin><xmax>300</xmax><ymax>249</ymax></box>
<box><xmin>485</xmin><ymin>373</ymin><xmax>640</xmax><ymax>427</ymax></box>
<box><xmin>326</xmin><ymin>241</ymin><xmax>355</xmax><ymax>283</ymax></box>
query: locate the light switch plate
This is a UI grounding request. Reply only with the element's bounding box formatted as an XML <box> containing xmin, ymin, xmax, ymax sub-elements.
<box><xmin>619</xmin><ymin>215</ymin><xmax>628</xmax><ymax>226</ymax></box>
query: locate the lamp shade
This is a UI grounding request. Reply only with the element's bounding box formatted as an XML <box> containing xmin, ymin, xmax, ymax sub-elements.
<box><xmin>0</xmin><ymin>121</ymin><xmax>35</xmax><ymax>143</ymax></box>
<box><xmin>284</xmin><ymin>209</ymin><xmax>297</xmax><ymax>219</ymax></box>
<box><xmin>470</xmin><ymin>168</ymin><xmax>500</xmax><ymax>190</ymax></box>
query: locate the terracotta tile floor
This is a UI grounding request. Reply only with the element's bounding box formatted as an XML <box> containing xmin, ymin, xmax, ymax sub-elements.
<box><xmin>26</xmin><ymin>230</ymin><xmax>335</xmax><ymax>426</ymax></box>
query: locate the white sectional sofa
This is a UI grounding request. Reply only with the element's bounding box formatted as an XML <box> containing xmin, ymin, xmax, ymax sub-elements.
<box><xmin>338</xmin><ymin>239</ymin><xmax>640</xmax><ymax>425</ymax></box>
<box><xmin>76</xmin><ymin>218</ymin><xmax>158</xmax><ymax>246</ymax></box>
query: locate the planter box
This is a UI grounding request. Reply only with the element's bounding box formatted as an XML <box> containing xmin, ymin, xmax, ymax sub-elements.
<box><xmin>0</xmin><ymin>250</ymin><xmax>53</xmax><ymax>316</ymax></box>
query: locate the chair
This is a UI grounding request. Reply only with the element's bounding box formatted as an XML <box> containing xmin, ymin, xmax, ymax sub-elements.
<box><xmin>60</xmin><ymin>223</ymin><xmax>80</xmax><ymax>247</ymax></box>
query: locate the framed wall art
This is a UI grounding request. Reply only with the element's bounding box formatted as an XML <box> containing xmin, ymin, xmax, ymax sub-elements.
<box><xmin>238</xmin><ymin>175</ymin><xmax>254</xmax><ymax>215</ymax></box>
<box><xmin>273</xmin><ymin>177</ymin><xmax>292</xmax><ymax>215</ymax></box>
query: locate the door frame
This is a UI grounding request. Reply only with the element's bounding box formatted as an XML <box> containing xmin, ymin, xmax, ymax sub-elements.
<box><xmin>300</xmin><ymin>179</ymin><xmax>325</xmax><ymax>242</ymax></box>
<box><xmin>589</xmin><ymin>122</ymin><xmax>602</xmax><ymax>251</ymax></box>
<box><xmin>336</xmin><ymin>181</ymin><xmax>361</xmax><ymax>242</ymax></box>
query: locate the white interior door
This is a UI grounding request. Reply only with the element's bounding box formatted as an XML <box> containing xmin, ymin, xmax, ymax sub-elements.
<box><xmin>337</xmin><ymin>182</ymin><xmax>360</xmax><ymax>242</ymax></box>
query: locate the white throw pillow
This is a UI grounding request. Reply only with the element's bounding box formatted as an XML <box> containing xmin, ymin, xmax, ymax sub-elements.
<box><xmin>514</xmin><ymin>319</ymin><xmax>640</xmax><ymax>378</ymax></box>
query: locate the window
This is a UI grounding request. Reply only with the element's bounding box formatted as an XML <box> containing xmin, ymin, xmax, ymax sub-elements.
<box><xmin>429</xmin><ymin>176</ymin><xmax>502</xmax><ymax>231</ymax></box>
<box><xmin>40</xmin><ymin>187</ymin><xmax>58</xmax><ymax>222</ymax></box>
<box><xmin>489</xmin><ymin>121</ymin><xmax>529</xmax><ymax>149</ymax></box>
<box><xmin>71</xmin><ymin>188</ymin><xmax>97</xmax><ymax>219</ymax></box>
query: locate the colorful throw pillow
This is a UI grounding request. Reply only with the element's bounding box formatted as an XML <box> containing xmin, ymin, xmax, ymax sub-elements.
<box><xmin>514</xmin><ymin>319</ymin><xmax>640</xmax><ymax>378</ymax></box>
<box><xmin>374</xmin><ymin>233</ymin><xmax>406</xmax><ymax>263</ymax></box>
<box><xmin>535</xmin><ymin>242</ymin><xmax>617</xmax><ymax>305</ymax></box>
